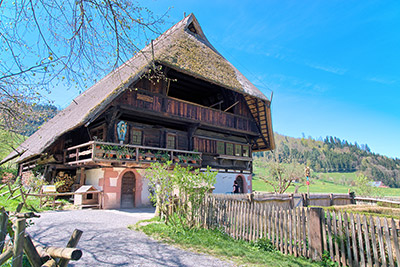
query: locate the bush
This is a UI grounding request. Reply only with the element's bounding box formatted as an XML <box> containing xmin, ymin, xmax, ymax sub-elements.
<box><xmin>251</xmin><ymin>237</ymin><xmax>275</xmax><ymax>252</ymax></box>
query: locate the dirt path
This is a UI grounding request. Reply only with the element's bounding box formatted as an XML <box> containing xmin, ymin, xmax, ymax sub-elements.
<box><xmin>28</xmin><ymin>209</ymin><xmax>235</xmax><ymax>266</ymax></box>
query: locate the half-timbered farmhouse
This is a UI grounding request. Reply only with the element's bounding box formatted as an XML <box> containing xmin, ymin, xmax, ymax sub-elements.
<box><xmin>2</xmin><ymin>14</ymin><xmax>275</xmax><ymax>209</ymax></box>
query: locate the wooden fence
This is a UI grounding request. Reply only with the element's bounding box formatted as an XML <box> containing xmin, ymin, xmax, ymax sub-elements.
<box><xmin>212</xmin><ymin>192</ymin><xmax>355</xmax><ymax>208</ymax></box>
<box><xmin>198</xmin><ymin>195</ymin><xmax>400</xmax><ymax>266</ymax></box>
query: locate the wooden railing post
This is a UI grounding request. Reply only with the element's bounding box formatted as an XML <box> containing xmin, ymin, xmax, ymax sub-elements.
<box><xmin>0</xmin><ymin>208</ymin><xmax>9</xmax><ymax>253</ymax></box>
<box><xmin>13</xmin><ymin>218</ymin><xmax>26</xmax><ymax>267</ymax></box>
<box><xmin>308</xmin><ymin>207</ymin><xmax>324</xmax><ymax>261</ymax></box>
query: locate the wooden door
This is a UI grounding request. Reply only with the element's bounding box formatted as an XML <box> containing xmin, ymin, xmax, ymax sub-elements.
<box><xmin>121</xmin><ymin>171</ymin><xmax>135</xmax><ymax>208</ymax></box>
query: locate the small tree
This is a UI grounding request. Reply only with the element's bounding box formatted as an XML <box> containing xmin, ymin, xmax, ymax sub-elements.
<box><xmin>145</xmin><ymin>161</ymin><xmax>173</xmax><ymax>221</ymax></box>
<box><xmin>354</xmin><ymin>173</ymin><xmax>381</xmax><ymax>197</ymax></box>
<box><xmin>261</xmin><ymin>161</ymin><xmax>304</xmax><ymax>194</ymax></box>
<box><xmin>145</xmin><ymin>162</ymin><xmax>216</xmax><ymax>226</ymax></box>
<box><xmin>172</xmin><ymin>165</ymin><xmax>216</xmax><ymax>227</ymax></box>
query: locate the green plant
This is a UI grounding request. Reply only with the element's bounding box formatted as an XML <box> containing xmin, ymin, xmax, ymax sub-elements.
<box><xmin>321</xmin><ymin>251</ymin><xmax>338</xmax><ymax>266</ymax></box>
<box><xmin>251</xmin><ymin>237</ymin><xmax>275</xmax><ymax>252</ymax></box>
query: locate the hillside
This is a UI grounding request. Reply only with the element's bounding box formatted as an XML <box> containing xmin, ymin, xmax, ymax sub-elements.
<box><xmin>254</xmin><ymin>133</ymin><xmax>400</xmax><ymax>188</ymax></box>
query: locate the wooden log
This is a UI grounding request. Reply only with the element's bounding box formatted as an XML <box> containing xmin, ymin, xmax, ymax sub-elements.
<box><xmin>31</xmin><ymin>239</ymin><xmax>51</xmax><ymax>262</ymax></box>
<box><xmin>15</xmin><ymin>202</ymin><xmax>24</xmax><ymax>213</ymax></box>
<box><xmin>362</xmin><ymin>215</ymin><xmax>372</xmax><ymax>267</ymax></box>
<box><xmin>343</xmin><ymin>212</ymin><xmax>353</xmax><ymax>267</ymax></box>
<box><xmin>383</xmin><ymin>218</ymin><xmax>394</xmax><ymax>266</ymax></box>
<box><xmin>0</xmin><ymin>207</ymin><xmax>9</xmax><ymax>253</ymax></box>
<box><xmin>14</xmin><ymin>212</ymin><xmax>40</xmax><ymax>219</ymax></box>
<box><xmin>24</xmin><ymin>234</ymin><xmax>45</xmax><ymax>267</ymax></box>
<box><xmin>12</xmin><ymin>218</ymin><xmax>26</xmax><ymax>267</ymax></box>
<box><xmin>376</xmin><ymin>218</ymin><xmax>387</xmax><ymax>266</ymax></box>
<box><xmin>41</xmin><ymin>258</ymin><xmax>57</xmax><ymax>267</ymax></box>
<box><xmin>356</xmin><ymin>214</ymin><xmax>365</xmax><ymax>267</ymax></box>
<box><xmin>59</xmin><ymin>229</ymin><xmax>83</xmax><ymax>267</ymax></box>
<box><xmin>271</xmin><ymin>206</ymin><xmax>276</xmax><ymax>246</ymax></box>
<box><xmin>44</xmin><ymin>247</ymin><xmax>82</xmax><ymax>261</ymax></box>
<box><xmin>10</xmin><ymin>194</ymin><xmax>22</xmax><ymax>200</ymax></box>
<box><xmin>369</xmin><ymin>216</ymin><xmax>379</xmax><ymax>267</ymax></box>
<box><xmin>0</xmin><ymin>247</ymin><xmax>13</xmax><ymax>265</ymax></box>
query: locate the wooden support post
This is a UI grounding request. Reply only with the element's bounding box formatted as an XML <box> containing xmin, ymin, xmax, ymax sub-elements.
<box><xmin>0</xmin><ymin>207</ymin><xmax>9</xmax><ymax>253</ymax></box>
<box><xmin>24</xmin><ymin>234</ymin><xmax>44</xmax><ymax>267</ymax></box>
<box><xmin>59</xmin><ymin>229</ymin><xmax>83</xmax><ymax>267</ymax></box>
<box><xmin>15</xmin><ymin>203</ymin><xmax>24</xmax><ymax>213</ymax></box>
<box><xmin>44</xmin><ymin>247</ymin><xmax>82</xmax><ymax>261</ymax></box>
<box><xmin>0</xmin><ymin>247</ymin><xmax>13</xmax><ymax>265</ymax></box>
<box><xmin>41</xmin><ymin>259</ymin><xmax>57</xmax><ymax>267</ymax></box>
<box><xmin>12</xmin><ymin>218</ymin><xmax>26</xmax><ymax>267</ymax></box>
<box><xmin>308</xmin><ymin>207</ymin><xmax>324</xmax><ymax>261</ymax></box>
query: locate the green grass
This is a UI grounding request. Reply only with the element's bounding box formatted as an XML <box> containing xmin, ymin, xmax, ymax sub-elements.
<box><xmin>136</xmin><ymin>220</ymin><xmax>322</xmax><ymax>267</ymax></box>
<box><xmin>0</xmin><ymin>185</ymin><xmax>70</xmax><ymax>213</ymax></box>
<box><xmin>253</xmin><ymin>167</ymin><xmax>400</xmax><ymax>197</ymax></box>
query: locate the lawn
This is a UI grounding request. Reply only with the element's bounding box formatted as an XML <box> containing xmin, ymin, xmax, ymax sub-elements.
<box><xmin>253</xmin><ymin>167</ymin><xmax>400</xmax><ymax>197</ymax></box>
<box><xmin>136</xmin><ymin>219</ymin><xmax>324</xmax><ymax>267</ymax></box>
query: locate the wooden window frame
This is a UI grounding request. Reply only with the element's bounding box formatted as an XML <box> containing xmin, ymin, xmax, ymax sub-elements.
<box><xmin>90</xmin><ymin>124</ymin><xmax>106</xmax><ymax>141</ymax></box>
<box><xmin>243</xmin><ymin>145</ymin><xmax>250</xmax><ymax>157</ymax></box>
<box><xmin>131</xmin><ymin>128</ymin><xmax>143</xmax><ymax>145</ymax></box>
<box><xmin>235</xmin><ymin>144</ymin><xmax>242</xmax><ymax>157</ymax></box>
<box><xmin>166</xmin><ymin>133</ymin><xmax>177</xmax><ymax>149</ymax></box>
<box><xmin>216</xmin><ymin>141</ymin><xmax>225</xmax><ymax>155</ymax></box>
<box><xmin>226</xmin><ymin>143</ymin><xmax>234</xmax><ymax>156</ymax></box>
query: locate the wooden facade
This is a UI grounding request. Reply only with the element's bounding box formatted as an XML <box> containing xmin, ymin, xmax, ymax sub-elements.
<box><xmin>6</xmin><ymin>14</ymin><xmax>275</xmax><ymax>207</ymax></box>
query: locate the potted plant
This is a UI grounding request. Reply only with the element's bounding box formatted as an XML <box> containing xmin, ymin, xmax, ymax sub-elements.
<box><xmin>145</xmin><ymin>150</ymin><xmax>154</xmax><ymax>161</ymax></box>
<box><xmin>161</xmin><ymin>152</ymin><xmax>170</xmax><ymax>162</ymax></box>
<box><xmin>138</xmin><ymin>149</ymin><xmax>145</xmax><ymax>161</ymax></box>
<box><xmin>190</xmin><ymin>153</ymin><xmax>201</xmax><ymax>164</ymax></box>
<box><xmin>178</xmin><ymin>154</ymin><xmax>187</xmax><ymax>163</ymax></box>
<box><xmin>116</xmin><ymin>146</ymin><xmax>125</xmax><ymax>159</ymax></box>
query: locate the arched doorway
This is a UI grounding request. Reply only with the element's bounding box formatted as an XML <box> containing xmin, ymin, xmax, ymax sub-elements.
<box><xmin>121</xmin><ymin>171</ymin><xmax>136</xmax><ymax>208</ymax></box>
<box><xmin>235</xmin><ymin>176</ymin><xmax>244</xmax><ymax>194</ymax></box>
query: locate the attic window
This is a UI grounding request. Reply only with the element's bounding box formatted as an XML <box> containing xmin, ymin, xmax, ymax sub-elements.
<box><xmin>188</xmin><ymin>22</ymin><xmax>197</xmax><ymax>34</ymax></box>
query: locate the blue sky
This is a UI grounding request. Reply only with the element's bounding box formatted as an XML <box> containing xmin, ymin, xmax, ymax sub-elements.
<box><xmin>52</xmin><ymin>0</ymin><xmax>400</xmax><ymax>158</ymax></box>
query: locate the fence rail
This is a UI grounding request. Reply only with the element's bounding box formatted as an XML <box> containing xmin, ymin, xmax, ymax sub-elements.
<box><xmin>198</xmin><ymin>194</ymin><xmax>400</xmax><ymax>266</ymax></box>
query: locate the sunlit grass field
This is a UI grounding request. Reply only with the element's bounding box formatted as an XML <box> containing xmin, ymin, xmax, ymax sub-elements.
<box><xmin>253</xmin><ymin>166</ymin><xmax>400</xmax><ymax>197</ymax></box>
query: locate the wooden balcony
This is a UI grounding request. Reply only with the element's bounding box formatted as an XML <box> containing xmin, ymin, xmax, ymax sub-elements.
<box><xmin>64</xmin><ymin>141</ymin><xmax>202</xmax><ymax>167</ymax></box>
<box><xmin>119</xmin><ymin>90</ymin><xmax>259</xmax><ymax>135</ymax></box>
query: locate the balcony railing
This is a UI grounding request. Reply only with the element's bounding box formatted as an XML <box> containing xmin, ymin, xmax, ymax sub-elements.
<box><xmin>64</xmin><ymin>141</ymin><xmax>202</xmax><ymax>166</ymax></box>
<box><xmin>119</xmin><ymin>90</ymin><xmax>259</xmax><ymax>134</ymax></box>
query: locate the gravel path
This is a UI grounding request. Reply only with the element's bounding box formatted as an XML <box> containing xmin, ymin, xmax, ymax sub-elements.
<box><xmin>28</xmin><ymin>209</ymin><xmax>235</xmax><ymax>267</ymax></box>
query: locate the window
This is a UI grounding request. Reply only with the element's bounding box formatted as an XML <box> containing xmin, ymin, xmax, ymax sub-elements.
<box><xmin>166</xmin><ymin>134</ymin><xmax>176</xmax><ymax>149</ymax></box>
<box><xmin>90</xmin><ymin>125</ymin><xmax>105</xmax><ymax>141</ymax></box>
<box><xmin>243</xmin><ymin>146</ymin><xmax>250</xmax><ymax>157</ymax></box>
<box><xmin>235</xmin><ymin>144</ymin><xmax>242</xmax><ymax>156</ymax></box>
<box><xmin>131</xmin><ymin>129</ymin><xmax>142</xmax><ymax>145</ymax></box>
<box><xmin>226</xmin><ymin>143</ymin><xmax>234</xmax><ymax>156</ymax></box>
<box><xmin>217</xmin><ymin>141</ymin><xmax>225</xmax><ymax>154</ymax></box>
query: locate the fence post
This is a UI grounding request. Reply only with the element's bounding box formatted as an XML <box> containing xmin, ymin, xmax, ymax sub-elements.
<box><xmin>349</xmin><ymin>192</ymin><xmax>355</xmax><ymax>204</ymax></box>
<box><xmin>308</xmin><ymin>207</ymin><xmax>324</xmax><ymax>261</ymax></box>
<box><xmin>302</xmin><ymin>194</ymin><xmax>309</xmax><ymax>207</ymax></box>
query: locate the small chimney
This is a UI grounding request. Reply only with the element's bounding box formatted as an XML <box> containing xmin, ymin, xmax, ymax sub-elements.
<box><xmin>184</xmin><ymin>12</ymin><xmax>186</xmax><ymax>18</ymax></box>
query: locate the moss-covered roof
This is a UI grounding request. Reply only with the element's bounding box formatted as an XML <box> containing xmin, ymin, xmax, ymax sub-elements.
<box><xmin>1</xmin><ymin>13</ymin><xmax>273</xmax><ymax>164</ymax></box>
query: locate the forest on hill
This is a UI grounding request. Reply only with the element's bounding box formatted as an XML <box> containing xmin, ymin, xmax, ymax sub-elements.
<box><xmin>254</xmin><ymin>133</ymin><xmax>400</xmax><ymax>188</ymax></box>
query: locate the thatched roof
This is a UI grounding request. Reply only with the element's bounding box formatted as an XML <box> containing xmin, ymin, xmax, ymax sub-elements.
<box><xmin>1</xmin><ymin>13</ymin><xmax>274</xmax><ymax>164</ymax></box>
